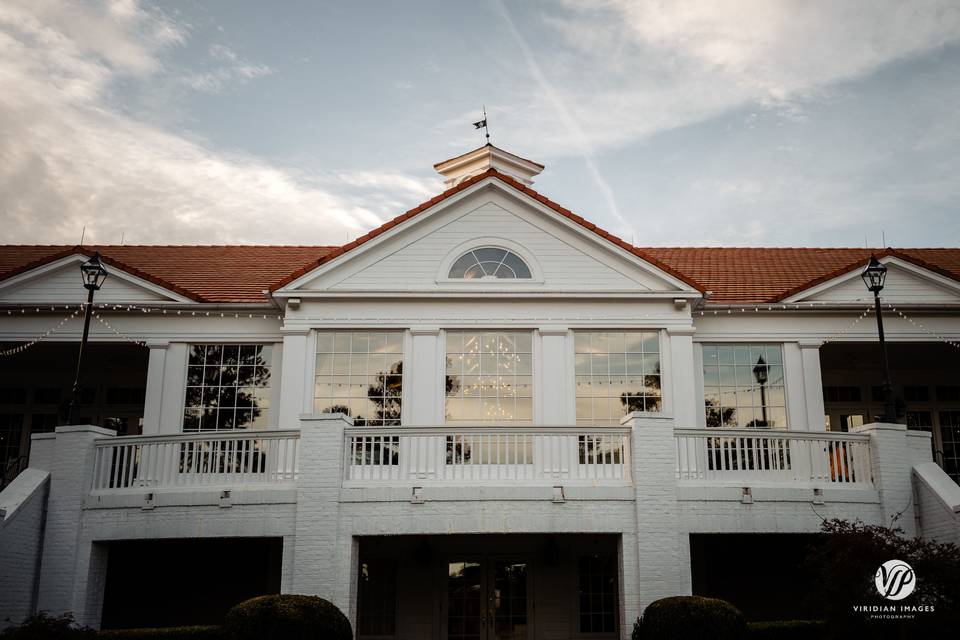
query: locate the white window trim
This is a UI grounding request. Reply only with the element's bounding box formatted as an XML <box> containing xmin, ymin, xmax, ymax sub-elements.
<box><xmin>570</xmin><ymin>329</ymin><xmax>666</xmax><ymax>425</ymax></box>
<box><xmin>435</xmin><ymin>236</ymin><xmax>544</xmax><ymax>284</ymax></box>
<box><xmin>440</xmin><ymin>328</ymin><xmax>537</xmax><ymax>425</ymax></box>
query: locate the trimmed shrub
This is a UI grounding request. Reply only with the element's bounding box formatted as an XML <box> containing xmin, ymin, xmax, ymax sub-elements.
<box><xmin>224</xmin><ymin>595</ymin><xmax>351</xmax><ymax>640</ymax></box>
<box><xmin>747</xmin><ymin>620</ymin><xmax>826</xmax><ymax>640</ymax></box>
<box><xmin>633</xmin><ymin>596</ymin><xmax>747</xmax><ymax>640</ymax></box>
<box><xmin>0</xmin><ymin>613</ymin><xmax>96</xmax><ymax>640</ymax></box>
<box><xmin>97</xmin><ymin>627</ymin><xmax>224</xmax><ymax>640</ymax></box>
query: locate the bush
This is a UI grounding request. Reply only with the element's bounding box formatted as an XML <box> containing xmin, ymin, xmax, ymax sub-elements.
<box><xmin>746</xmin><ymin>620</ymin><xmax>826</xmax><ymax>640</ymax></box>
<box><xmin>0</xmin><ymin>613</ymin><xmax>96</xmax><ymax>640</ymax></box>
<box><xmin>804</xmin><ymin>518</ymin><xmax>960</xmax><ymax>638</ymax></box>
<box><xmin>633</xmin><ymin>596</ymin><xmax>746</xmax><ymax>640</ymax></box>
<box><xmin>97</xmin><ymin>627</ymin><xmax>223</xmax><ymax>640</ymax></box>
<box><xmin>224</xmin><ymin>595</ymin><xmax>351</xmax><ymax>640</ymax></box>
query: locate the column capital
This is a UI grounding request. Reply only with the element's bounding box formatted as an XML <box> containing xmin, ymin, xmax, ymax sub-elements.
<box><xmin>280</xmin><ymin>327</ymin><xmax>310</xmax><ymax>336</ymax></box>
<box><xmin>144</xmin><ymin>339</ymin><xmax>170</xmax><ymax>349</ymax></box>
<box><xmin>798</xmin><ymin>340</ymin><xmax>822</xmax><ymax>350</ymax></box>
<box><xmin>538</xmin><ymin>325</ymin><xmax>569</xmax><ymax>336</ymax></box>
<box><xmin>409</xmin><ymin>326</ymin><xmax>440</xmax><ymax>336</ymax></box>
<box><xmin>666</xmin><ymin>326</ymin><xmax>697</xmax><ymax>336</ymax></box>
<box><xmin>299</xmin><ymin>412</ymin><xmax>354</xmax><ymax>425</ymax></box>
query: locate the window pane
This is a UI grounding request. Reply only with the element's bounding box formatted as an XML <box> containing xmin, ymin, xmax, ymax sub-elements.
<box><xmin>578</xmin><ymin>555</ymin><xmax>617</xmax><ymax>633</ymax></box>
<box><xmin>445</xmin><ymin>331</ymin><xmax>534</xmax><ymax>424</ymax></box>
<box><xmin>701</xmin><ymin>344</ymin><xmax>788</xmax><ymax>429</ymax></box>
<box><xmin>448</xmin><ymin>247</ymin><xmax>531</xmax><ymax>279</ymax></box>
<box><xmin>575</xmin><ymin>331</ymin><xmax>662</xmax><ymax>424</ymax></box>
<box><xmin>358</xmin><ymin>558</ymin><xmax>398</xmax><ymax>637</ymax></box>
<box><xmin>314</xmin><ymin>331</ymin><xmax>404</xmax><ymax>426</ymax></box>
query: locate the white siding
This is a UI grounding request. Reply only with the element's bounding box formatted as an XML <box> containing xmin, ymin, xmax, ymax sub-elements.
<box><xmin>0</xmin><ymin>263</ymin><xmax>169</xmax><ymax>304</ymax></box>
<box><xmin>801</xmin><ymin>264</ymin><xmax>960</xmax><ymax>304</ymax></box>
<box><xmin>310</xmin><ymin>196</ymin><xmax>670</xmax><ymax>291</ymax></box>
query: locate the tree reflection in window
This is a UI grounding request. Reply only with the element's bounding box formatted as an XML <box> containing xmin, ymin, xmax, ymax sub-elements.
<box><xmin>314</xmin><ymin>332</ymin><xmax>403</xmax><ymax>426</ymax></box>
<box><xmin>575</xmin><ymin>331</ymin><xmax>661</xmax><ymax>425</ymax></box>
<box><xmin>702</xmin><ymin>344</ymin><xmax>787</xmax><ymax>428</ymax></box>
<box><xmin>183</xmin><ymin>344</ymin><xmax>272</xmax><ymax>431</ymax></box>
<box><xmin>448</xmin><ymin>247</ymin><xmax>532</xmax><ymax>279</ymax></box>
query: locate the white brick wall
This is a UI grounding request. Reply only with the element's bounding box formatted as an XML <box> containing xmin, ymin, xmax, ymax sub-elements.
<box><xmin>6</xmin><ymin>413</ymin><xmax>958</xmax><ymax>638</ymax></box>
<box><xmin>914</xmin><ymin>461</ymin><xmax>960</xmax><ymax>546</ymax></box>
<box><xmin>0</xmin><ymin>469</ymin><xmax>49</xmax><ymax>628</ymax></box>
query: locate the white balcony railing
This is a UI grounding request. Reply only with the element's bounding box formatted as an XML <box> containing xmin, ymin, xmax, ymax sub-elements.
<box><xmin>343</xmin><ymin>426</ymin><xmax>632</xmax><ymax>486</ymax></box>
<box><xmin>674</xmin><ymin>428</ymin><xmax>873</xmax><ymax>487</ymax></box>
<box><xmin>91</xmin><ymin>429</ymin><xmax>300</xmax><ymax>492</ymax></box>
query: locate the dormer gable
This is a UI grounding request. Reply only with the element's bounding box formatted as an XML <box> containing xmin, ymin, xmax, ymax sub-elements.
<box><xmin>274</xmin><ymin>164</ymin><xmax>702</xmax><ymax>298</ymax></box>
<box><xmin>781</xmin><ymin>253</ymin><xmax>960</xmax><ymax>305</ymax></box>
<box><xmin>0</xmin><ymin>252</ymin><xmax>196</xmax><ymax>305</ymax></box>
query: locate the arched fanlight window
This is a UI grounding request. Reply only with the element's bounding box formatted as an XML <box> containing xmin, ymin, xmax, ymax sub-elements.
<box><xmin>448</xmin><ymin>247</ymin><xmax>532</xmax><ymax>279</ymax></box>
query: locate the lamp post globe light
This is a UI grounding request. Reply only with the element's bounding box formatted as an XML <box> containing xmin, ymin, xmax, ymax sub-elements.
<box><xmin>65</xmin><ymin>252</ymin><xmax>108</xmax><ymax>425</ymax></box>
<box><xmin>752</xmin><ymin>355</ymin><xmax>769</xmax><ymax>427</ymax></box>
<box><xmin>861</xmin><ymin>255</ymin><xmax>897</xmax><ymax>423</ymax></box>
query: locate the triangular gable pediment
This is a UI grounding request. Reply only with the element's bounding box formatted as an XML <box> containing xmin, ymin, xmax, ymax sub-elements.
<box><xmin>0</xmin><ymin>254</ymin><xmax>194</xmax><ymax>304</ymax></box>
<box><xmin>278</xmin><ymin>177</ymin><xmax>700</xmax><ymax>297</ymax></box>
<box><xmin>783</xmin><ymin>256</ymin><xmax>960</xmax><ymax>305</ymax></box>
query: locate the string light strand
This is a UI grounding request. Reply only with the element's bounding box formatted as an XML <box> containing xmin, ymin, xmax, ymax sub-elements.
<box><xmin>0</xmin><ymin>308</ymin><xmax>80</xmax><ymax>357</ymax></box>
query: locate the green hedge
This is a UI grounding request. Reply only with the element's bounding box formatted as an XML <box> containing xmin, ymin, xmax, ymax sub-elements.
<box><xmin>747</xmin><ymin>621</ymin><xmax>826</xmax><ymax>640</ymax></box>
<box><xmin>634</xmin><ymin>596</ymin><xmax>747</xmax><ymax>640</ymax></box>
<box><xmin>224</xmin><ymin>595</ymin><xmax>352</xmax><ymax>640</ymax></box>
<box><xmin>97</xmin><ymin>628</ymin><xmax>223</xmax><ymax>640</ymax></box>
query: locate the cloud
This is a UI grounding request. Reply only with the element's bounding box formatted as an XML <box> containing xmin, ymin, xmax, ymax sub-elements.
<box><xmin>181</xmin><ymin>43</ymin><xmax>274</xmax><ymax>93</ymax></box>
<box><xmin>498</xmin><ymin>0</ymin><xmax>960</xmax><ymax>154</ymax></box>
<box><xmin>0</xmin><ymin>0</ymin><xmax>433</xmax><ymax>245</ymax></box>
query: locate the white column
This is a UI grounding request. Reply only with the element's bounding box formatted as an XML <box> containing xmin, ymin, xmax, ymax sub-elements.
<box><xmin>798</xmin><ymin>341</ymin><xmax>825</xmax><ymax>431</ymax></box>
<box><xmin>667</xmin><ymin>327</ymin><xmax>697</xmax><ymax>427</ymax></box>
<box><xmin>539</xmin><ymin>326</ymin><xmax>569</xmax><ymax>424</ymax></box>
<box><xmin>141</xmin><ymin>340</ymin><xmax>168</xmax><ymax>436</ymax></box>
<box><xmin>851</xmin><ymin>422</ymin><xmax>923</xmax><ymax>535</ymax></box>
<box><xmin>36</xmin><ymin>425</ymin><xmax>116</xmax><ymax>628</ymax></box>
<box><xmin>623</xmin><ymin>412</ymin><xmax>685</xmax><ymax>613</ymax></box>
<box><xmin>158</xmin><ymin>343</ymin><xmax>187</xmax><ymax>434</ymax></box>
<box><xmin>278</xmin><ymin>329</ymin><xmax>309</xmax><ymax>427</ymax></box>
<box><xmin>292</xmin><ymin>414</ymin><xmax>354</xmax><ymax>614</ymax></box>
<box><xmin>409</xmin><ymin>327</ymin><xmax>441</xmax><ymax>424</ymax></box>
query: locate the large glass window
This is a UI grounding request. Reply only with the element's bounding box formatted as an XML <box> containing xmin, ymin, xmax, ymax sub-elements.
<box><xmin>448</xmin><ymin>247</ymin><xmax>532</xmax><ymax>279</ymax></box>
<box><xmin>314</xmin><ymin>332</ymin><xmax>403</xmax><ymax>426</ymax></box>
<box><xmin>702</xmin><ymin>344</ymin><xmax>786</xmax><ymax>428</ymax></box>
<box><xmin>575</xmin><ymin>331</ymin><xmax>661</xmax><ymax>425</ymax></box>
<box><xmin>357</xmin><ymin>557</ymin><xmax>398</xmax><ymax>638</ymax></box>
<box><xmin>183</xmin><ymin>344</ymin><xmax>272</xmax><ymax>431</ymax></box>
<box><xmin>445</xmin><ymin>331</ymin><xmax>533</xmax><ymax>424</ymax></box>
<box><xmin>578</xmin><ymin>554</ymin><xmax>618</xmax><ymax>634</ymax></box>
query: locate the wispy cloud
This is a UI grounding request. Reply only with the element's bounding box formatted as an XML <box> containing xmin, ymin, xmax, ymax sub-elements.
<box><xmin>180</xmin><ymin>42</ymin><xmax>273</xmax><ymax>93</ymax></box>
<box><xmin>0</xmin><ymin>0</ymin><xmax>432</xmax><ymax>245</ymax></box>
<box><xmin>489</xmin><ymin>0</ymin><xmax>631</xmax><ymax>234</ymax></box>
<box><xmin>496</xmin><ymin>0</ymin><xmax>960</xmax><ymax>154</ymax></box>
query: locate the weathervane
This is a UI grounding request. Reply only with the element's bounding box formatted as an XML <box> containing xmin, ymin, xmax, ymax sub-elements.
<box><xmin>473</xmin><ymin>106</ymin><xmax>490</xmax><ymax>144</ymax></box>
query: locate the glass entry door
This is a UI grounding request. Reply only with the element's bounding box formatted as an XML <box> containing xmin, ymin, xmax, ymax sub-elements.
<box><xmin>446</xmin><ymin>558</ymin><xmax>530</xmax><ymax>640</ymax></box>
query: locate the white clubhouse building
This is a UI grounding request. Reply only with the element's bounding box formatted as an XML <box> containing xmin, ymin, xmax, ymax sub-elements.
<box><xmin>1</xmin><ymin>145</ymin><xmax>960</xmax><ymax>637</ymax></box>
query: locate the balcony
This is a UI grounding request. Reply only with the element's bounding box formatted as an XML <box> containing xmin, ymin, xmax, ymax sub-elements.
<box><xmin>674</xmin><ymin>428</ymin><xmax>873</xmax><ymax>487</ymax></box>
<box><xmin>342</xmin><ymin>425</ymin><xmax>633</xmax><ymax>487</ymax></box>
<box><xmin>80</xmin><ymin>425</ymin><xmax>877</xmax><ymax>495</ymax></box>
<box><xmin>90</xmin><ymin>429</ymin><xmax>300</xmax><ymax>492</ymax></box>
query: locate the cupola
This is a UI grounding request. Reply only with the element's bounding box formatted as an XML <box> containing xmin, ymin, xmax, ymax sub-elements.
<box><xmin>433</xmin><ymin>144</ymin><xmax>544</xmax><ymax>187</ymax></box>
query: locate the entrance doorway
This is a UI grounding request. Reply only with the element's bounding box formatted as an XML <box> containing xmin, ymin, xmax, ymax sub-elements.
<box><xmin>445</xmin><ymin>557</ymin><xmax>531</xmax><ymax>640</ymax></box>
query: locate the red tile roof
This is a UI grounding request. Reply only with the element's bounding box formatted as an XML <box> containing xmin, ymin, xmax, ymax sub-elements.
<box><xmin>0</xmin><ymin>171</ymin><xmax>957</xmax><ymax>305</ymax></box>
<box><xmin>639</xmin><ymin>247</ymin><xmax>960</xmax><ymax>303</ymax></box>
<box><xmin>0</xmin><ymin>245</ymin><xmax>336</xmax><ymax>303</ymax></box>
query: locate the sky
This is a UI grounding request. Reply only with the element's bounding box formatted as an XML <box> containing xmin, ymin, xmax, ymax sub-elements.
<box><xmin>0</xmin><ymin>0</ymin><xmax>959</xmax><ymax>248</ymax></box>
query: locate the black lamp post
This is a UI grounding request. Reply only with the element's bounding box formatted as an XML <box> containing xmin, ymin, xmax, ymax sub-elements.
<box><xmin>861</xmin><ymin>255</ymin><xmax>897</xmax><ymax>423</ymax></box>
<box><xmin>753</xmin><ymin>355</ymin><xmax>769</xmax><ymax>427</ymax></box>
<box><xmin>64</xmin><ymin>252</ymin><xmax>109</xmax><ymax>425</ymax></box>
